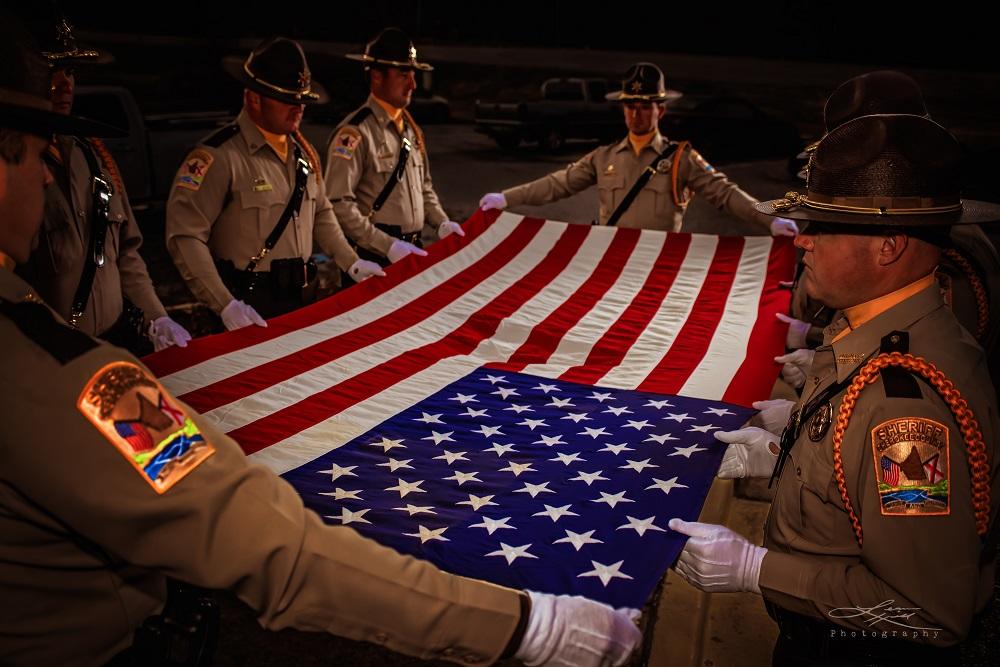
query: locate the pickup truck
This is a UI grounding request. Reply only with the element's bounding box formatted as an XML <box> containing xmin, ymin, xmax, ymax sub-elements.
<box><xmin>72</xmin><ymin>85</ymin><xmax>234</xmax><ymax>208</ymax></box>
<box><xmin>474</xmin><ymin>77</ymin><xmax>622</xmax><ymax>151</ymax></box>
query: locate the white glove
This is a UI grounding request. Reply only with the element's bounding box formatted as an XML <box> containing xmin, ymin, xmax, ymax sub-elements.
<box><xmin>148</xmin><ymin>315</ymin><xmax>192</xmax><ymax>351</ymax></box>
<box><xmin>347</xmin><ymin>259</ymin><xmax>386</xmax><ymax>282</ymax></box>
<box><xmin>479</xmin><ymin>192</ymin><xmax>507</xmax><ymax>211</ymax></box>
<box><xmin>668</xmin><ymin>519</ymin><xmax>766</xmax><ymax>594</ymax></box>
<box><xmin>386</xmin><ymin>239</ymin><xmax>428</xmax><ymax>264</ymax></box>
<box><xmin>775</xmin><ymin>348</ymin><xmax>816</xmax><ymax>389</ymax></box>
<box><xmin>437</xmin><ymin>220</ymin><xmax>465</xmax><ymax>239</ymax></box>
<box><xmin>770</xmin><ymin>217</ymin><xmax>799</xmax><ymax>237</ymax></box>
<box><xmin>515</xmin><ymin>591</ymin><xmax>641</xmax><ymax>667</ymax></box>
<box><xmin>714</xmin><ymin>427</ymin><xmax>780</xmax><ymax>479</ymax></box>
<box><xmin>776</xmin><ymin>312</ymin><xmax>811</xmax><ymax>349</ymax></box>
<box><xmin>220</xmin><ymin>299</ymin><xmax>266</xmax><ymax>331</ymax></box>
<box><xmin>751</xmin><ymin>399</ymin><xmax>795</xmax><ymax>436</ymax></box>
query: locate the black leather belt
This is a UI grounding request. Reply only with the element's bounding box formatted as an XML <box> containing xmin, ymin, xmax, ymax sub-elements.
<box><xmin>374</xmin><ymin>222</ymin><xmax>421</xmax><ymax>247</ymax></box>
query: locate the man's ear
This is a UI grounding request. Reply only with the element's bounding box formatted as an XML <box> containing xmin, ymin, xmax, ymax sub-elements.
<box><xmin>877</xmin><ymin>231</ymin><xmax>909</xmax><ymax>267</ymax></box>
<box><xmin>244</xmin><ymin>89</ymin><xmax>261</xmax><ymax>112</ymax></box>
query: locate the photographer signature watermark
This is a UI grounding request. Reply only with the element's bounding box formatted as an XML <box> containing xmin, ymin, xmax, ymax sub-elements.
<box><xmin>827</xmin><ymin>600</ymin><xmax>941</xmax><ymax>639</ymax></box>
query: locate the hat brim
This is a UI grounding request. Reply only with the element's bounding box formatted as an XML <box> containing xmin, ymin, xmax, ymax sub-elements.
<box><xmin>222</xmin><ymin>55</ymin><xmax>328</xmax><ymax>105</ymax></box>
<box><xmin>44</xmin><ymin>45</ymin><xmax>114</xmax><ymax>67</ymax></box>
<box><xmin>345</xmin><ymin>53</ymin><xmax>433</xmax><ymax>71</ymax></box>
<box><xmin>753</xmin><ymin>198</ymin><xmax>1000</xmax><ymax>226</ymax></box>
<box><xmin>606</xmin><ymin>89</ymin><xmax>682</xmax><ymax>102</ymax></box>
<box><xmin>0</xmin><ymin>101</ymin><xmax>126</xmax><ymax>138</ymax></box>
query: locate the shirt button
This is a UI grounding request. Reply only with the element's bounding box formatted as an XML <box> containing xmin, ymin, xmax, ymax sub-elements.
<box><xmin>796</xmin><ymin>467</ymin><xmax>802</xmax><ymax>476</ymax></box>
<box><xmin>77</xmin><ymin>209</ymin><xmax>86</xmax><ymax>218</ymax></box>
<box><xmin>441</xmin><ymin>648</ymin><xmax>456</xmax><ymax>657</ymax></box>
<box><xmin>374</xmin><ymin>632</ymin><xmax>389</xmax><ymax>644</ymax></box>
<box><xmin>462</xmin><ymin>654</ymin><xmax>483</xmax><ymax>664</ymax></box>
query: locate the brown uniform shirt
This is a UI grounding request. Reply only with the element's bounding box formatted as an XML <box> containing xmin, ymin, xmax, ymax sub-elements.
<box><xmin>760</xmin><ymin>284</ymin><xmax>999</xmax><ymax>645</ymax></box>
<box><xmin>324</xmin><ymin>95</ymin><xmax>448</xmax><ymax>256</ymax></box>
<box><xmin>0</xmin><ymin>266</ymin><xmax>521</xmax><ymax>666</ymax></box>
<box><xmin>21</xmin><ymin>136</ymin><xmax>166</xmax><ymax>335</ymax></box>
<box><xmin>502</xmin><ymin>132</ymin><xmax>768</xmax><ymax>231</ymax></box>
<box><xmin>166</xmin><ymin>111</ymin><xmax>358</xmax><ymax>313</ymax></box>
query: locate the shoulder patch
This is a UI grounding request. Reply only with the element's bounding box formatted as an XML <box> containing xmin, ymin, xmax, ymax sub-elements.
<box><xmin>202</xmin><ymin>122</ymin><xmax>240</xmax><ymax>148</ymax></box>
<box><xmin>0</xmin><ymin>300</ymin><xmax>98</xmax><ymax>364</ymax></box>
<box><xmin>330</xmin><ymin>127</ymin><xmax>362</xmax><ymax>161</ymax></box>
<box><xmin>871</xmin><ymin>417</ymin><xmax>949</xmax><ymax>517</ymax></box>
<box><xmin>691</xmin><ymin>149</ymin><xmax>715</xmax><ymax>173</ymax></box>
<box><xmin>175</xmin><ymin>148</ymin><xmax>214</xmax><ymax>191</ymax></box>
<box><xmin>77</xmin><ymin>362</ymin><xmax>215</xmax><ymax>494</ymax></box>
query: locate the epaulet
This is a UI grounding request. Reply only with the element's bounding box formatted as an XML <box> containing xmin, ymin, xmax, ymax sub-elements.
<box><xmin>202</xmin><ymin>122</ymin><xmax>240</xmax><ymax>148</ymax></box>
<box><xmin>0</xmin><ymin>300</ymin><xmax>98</xmax><ymax>365</ymax></box>
<box><xmin>343</xmin><ymin>106</ymin><xmax>373</xmax><ymax>127</ymax></box>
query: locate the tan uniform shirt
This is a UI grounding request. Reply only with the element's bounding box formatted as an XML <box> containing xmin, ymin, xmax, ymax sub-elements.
<box><xmin>760</xmin><ymin>284</ymin><xmax>1000</xmax><ymax>645</ymax></box>
<box><xmin>166</xmin><ymin>111</ymin><xmax>358</xmax><ymax>313</ymax></box>
<box><xmin>22</xmin><ymin>136</ymin><xmax>166</xmax><ymax>335</ymax></box>
<box><xmin>324</xmin><ymin>95</ymin><xmax>448</xmax><ymax>256</ymax></box>
<box><xmin>502</xmin><ymin>131</ymin><xmax>768</xmax><ymax>231</ymax></box>
<box><xmin>0</xmin><ymin>266</ymin><xmax>521</xmax><ymax>666</ymax></box>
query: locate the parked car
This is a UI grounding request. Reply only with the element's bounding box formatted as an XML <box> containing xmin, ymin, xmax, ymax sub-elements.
<box><xmin>475</xmin><ymin>77</ymin><xmax>621</xmax><ymax>151</ymax></box>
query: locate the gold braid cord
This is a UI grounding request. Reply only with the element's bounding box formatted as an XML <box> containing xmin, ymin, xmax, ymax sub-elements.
<box><xmin>942</xmin><ymin>248</ymin><xmax>989</xmax><ymax>341</ymax></box>
<box><xmin>670</xmin><ymin>141</ymin><xmax>690</xmax><ymax>208</ymax></box>
<box><xmin>833</xmin><ymin>352</ymin><xmax>991</xmax><ymax>547</ymax></box>
<box><xmin>292</xmin><ymin>130</ymin><xmax>323</xmax><ymax>186</ymax></box>
<box><xmin>88</xmin><ymin>138</ymin><xmax>125</xmax><ymax>195</ymax></box>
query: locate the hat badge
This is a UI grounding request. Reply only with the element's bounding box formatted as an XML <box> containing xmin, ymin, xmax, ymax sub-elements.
<box><xmin>630</xmin><ymin>81</ymin><xmax>643</xmax><ymax>92</ymax></box>
<box><xmin>409</xmin><ymin>45</ymin><xmax>417</xmax><ymax>61</ymax></box>
<box><xmin>298</xmin><ymin>70</ymin><xmax>310</xmax><ymax>88</ymax></box>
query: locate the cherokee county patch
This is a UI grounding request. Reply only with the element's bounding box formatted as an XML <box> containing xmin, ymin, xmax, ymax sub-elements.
<box><xmin>691</xmin><ymin>150</ymin><xmax>715</xmax><ymax>173</ymax></box>
<box><xmin>77</xmin><ymin>362</ymin><xmax>215</xmax><ymax>494</ymax></box>
<box><xmin>871</xmin><ymin>417</ymin><xmax>949</xmax><ymax>517</ymax></box>
<box><xmin>175</xmin><ymin>148</ymin><xmax>214</xmax><ymax>191</ymax></box>
<box><xmin>331</xmin><ymin>127</ymin><xmax>362</xmax><ymax>160</ymax></box>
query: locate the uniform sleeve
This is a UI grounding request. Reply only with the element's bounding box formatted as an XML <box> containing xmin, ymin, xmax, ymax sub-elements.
<box><xmin>1</xmin><ymin>342</ymin><xmax>522</xmax><ymax>666</ymax></box>
<box><xmin>502</xmin><ymin>150</ymin><xmax>599</xmax><ymax>208</ymax></box>
<box><xmin>165</xmin><ymin>146</ymin><xmax>235</xmax><ymax>313</ymax></box>
<box><xmin>419</xmin><ymin>148</ymin><xmax>449</xmax><ymax>228</ymax></box>
<box><xmin>324</xmin><ymin>125</ymin><xmax>396</xmax><ymax>256</ymax></box>
<box><xmin>759</xmin><ymin>386</ymin><xmax>991</xmax><ymax>645</ymax></box>
<box><xmin>311</xmin><ymin>175</ymin><xmax>360</xmax><ymax>271</ymax></box>
<box><xmin>681</xmin><ymin>148</ymin><xmax>770</xmax><ymax>231</ymax></box>
<box><xmin>113</xmin><ymin>178</ymin><xmax>167</xmax><ymax>323</ymax></box>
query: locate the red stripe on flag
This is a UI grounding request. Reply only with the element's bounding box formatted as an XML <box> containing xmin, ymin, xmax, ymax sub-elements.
<box><xmin>489</xmin><ymin>228</ymin><xmax>641</xmax><ymax>372</ymax></box>
<box><xmin>229</xmin><ymin>223</ymin><xmax>592</xmax><ymax>455</ymax></box>
<box><xmin>178</xmin><ymin>217</ymin><xmax>547</xmax><ymax>414</ymax></box>
<box><xmin>557</xmin><ymin>233</ymin><xmax>693</xmax><ymax>386</ymax></box>
<box><xmin>722</xmin><ymin>237</ymin><xmax>795</xmax><ymax>406</ymax></box>
<box><xmin>637</xmin><ymin>236</ymin><xmax>746</xmax><ymax>394</ymax></box>
<box><xmin>143</xmin><ymin>209</ymin><xmax>502</xmax><ymax>377</ymax></box>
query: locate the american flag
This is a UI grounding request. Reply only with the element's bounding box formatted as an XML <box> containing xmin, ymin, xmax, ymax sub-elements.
<box><xmin>145</xmin><ymin>211</ymin><xmax>793</xmax><ymax>607</ymax></box>
<box><xmin>882</xmin><ymin>456</ymin><xmax>902</xmax><ymax>486</ymax></box>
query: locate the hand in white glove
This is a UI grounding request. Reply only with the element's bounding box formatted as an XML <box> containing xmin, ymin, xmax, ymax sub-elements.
<box><xmin>775</xmin><ymin>348</ymin><xmax>816</xmax><ymax>389</ymax></box>
<box><xmin>515</xmin><ymin>591</ymin><xmax>641</xmax><ymax>667</ymax></box>
<box><xmin>148</xmin><ymin>315</ymin><xmax>192</xmax><ymax>351</ymax></box>
<box><xmin>347</xmin><ymin>259</ymin><xmax>386</xmax><ymax>282</ymax></box>
<box><xmin>751</xmin><ymin>399</ymin><xmax>795</xmax><ymax>436</ymax></box>
<box><xmin>386</xmin><ymin>239</ymin><xmax>428</xmax><ymax>264</ymax></box>
<box><xmin>668</xmin><ymin>519</ymin><xmax>766</xmax><ymax>594</ymax></box>
<box><xmin>479</xmin><ymin>192</ymin><xmax>507</xmax><ymax>211</ymax></box>
<box><xmin>714</xmin><ymin>427</ymin><xmax>780</xmax><ymax>479</ymax></box>
<box><xmin>220</xmin><ymin>299</ymin><xmax>266</xmax><ymax>331</ymax></box>
<box><xmin>776</xmin><ymin>312</ymin><xmax>811</xmax><ymax>349</ymax></box>
<box><xmin>770</xmin><ymin>217</ymin><xmax>799</xmax><ymax>237</ymax></box>
<box><xmin>437</xmin><ymin>220</ymin><xmax>465</xmax><ymax>239</ymax></box>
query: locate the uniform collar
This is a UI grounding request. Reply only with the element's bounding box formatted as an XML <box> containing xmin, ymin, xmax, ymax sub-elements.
<box><xmin>825</xmin><ymin>282</ymin><xmax>945</xmax><ymax>383</ymax></box>
<box><xmin>237</xmin><ymin>110</ymin><xmax>272</xmax><ymax>155</ymax></box>
<box><xmin>615</xmin><ymin>129</ymin><xmax>667</xmax><ymax>154</ymax></box>
<box><xmin>0</xmin><ymin>265</ymin><xmax>44</xmax><ymax>305</ymax></box>
<box><xmin>367</xmin><ymin>94</ymin><xmax>406</xmax><ymax>133</ymax></box>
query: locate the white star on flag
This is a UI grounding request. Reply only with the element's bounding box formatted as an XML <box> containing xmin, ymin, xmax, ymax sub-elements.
<box><xmin>328</xmin><ymin>507</ymin><xmax>371</xmax><ymax>525</ymax></box>
<box><xmin>448</xmin><ymin>393</ymin><xmax>478</xmax><ymax>404</ymax></box>
<box><xmin>485</xmin><ymin>442</ymin><xmax>518</xmax><ymax>456</ymax></box>
<box><xmin>462</xmin><ymin>407</ymin><xmax>489</xmax><ymax>418</ymax></box>
<box><xmin>561</xmin><ymin>412</ymin><xmax>592</xmax><ymax>423</ymax></box>
<box><xmin>669</xmin><ymin>444</ymin><xmax>707</xmax><ymax>458</ymax></box>
<box><xmin>589</xmin><ymin>392</ymin><xmax>614</xmax><ymax>402</ymax></box>
<box><xmin>369</xmin><ymin>437</ymin><xmax>405</xmax><ymax>452</ymax></box>
<box><xmin>532</xmin><ymin>504</ymin><xmax>580</xmax><ymax>522</ymax></box>
<box><xmin>579</xmin><ymin>426</ymin><xmax>610</xmax><ymax>439</ymax></box>
<box><xmin>534</xmin><ymin>434</ymin><xmax>565</xmax><ymax>447</ymax></box>
<box><xmin>704</xmin><ymin>407</ymin><xmax>735</xmax><ymax>416</ymax></box>
<box><xmin>688</xmin><ymin>423</ymin><xmax>719</xmax><ymax>433</ymax></box>
<box><xmin>623</xmin><ymin>420</ymin><xmax>652</xmax><ymax>431</ymax></box>
<box><xmin>515</xmin><ymin>481</ymin><xmax>555</xmax><ymax>498</ymax></box>
<box><xmin>404</xmin><ymin>525</ymin><xmax>449</xmax><ymax>543</ymax></box>
<box><xmin>473</xmin><ymin>425</ymin><xmax>504</xmax><ymax>437</ymax></box>
<box><xmin>600</xmin><ymin>443</ymin><xmax>634</xmax><ymax>455</ymax></box>
<box><xmin>457</xmin><ymin>494</ymin><xmax>498</xmax><ymax>511</ymax></box>
<box><xmin>444</xmin><ymin>471</ymin><xmax>482</xmax><ymax>486</ymax></box>
<box><xmin>616</xmin><ymin>515</ymin><xmax>666</xmax><ymax>537</ymax></box>
<box><xmin>318</xmin><ymin>463</ymin><xmax>357</xmax><ymax>481</ymax></box>
<box><xmin>498</xmin><ymin>461</ymin><xmax>536</xmax><ymax>477</ymax></box>
<box><xmin>470</xmin><ymin>516</ymin><xmax>516</xmax><ymax>535</ymax></box>
<box><xmin>433</xmin><ymin>450</ymin><xmax>469</xmax><ymax>465</ymax></box>
<box><xmin>603</xmin><ymin>406</ymin><xmax>633</xmax><ymax>416</ymax></box>
<box><xmin>393</xmin><ymin>504</ymin><xmax>436</xmax><ymax>516</ymax></box>
<box><xmin>486</xmin><ymin>542</ymin><xmax>538</xmax><ymax>565</ymax></box>
<box><xmin>549</xmin><ymin>452</ymin><xmax>585</xmax><ymax>465</ymax></box>
<box><xmin>665</xmin><ymin>412</ymin><xmax>695</xmax><ymax>423</ymax></box>
<box><xmin>547</xmin><ymin>397</ymin><xmax>575</xmax><ymax>408</ymax></box>
<box><xmin>503</xmin><ymin>404</ymin><xmax>534</xmax><ymax>414</ymax></box>
<box><xmin>385</xmin><ymin>478</ymin><xmax>426</xmax><ymax>497</ymax></box>
<box><xmin>619</xmin><ymin>458</ymin><xmax>658</xmax><ymax>473</ymax></box>
<box><xmin>377</xmin><ymin>458</ymin><xmax>414</xmax><ymax>472</ymax></box>
<box><xmin>578</xmin><ymin>560</ymin><xmax>634</xmax><ymax>586</ymax></box>
<box><xmin>483</xmin><ymin>375</ymin><xmax>510</xmax><ymax>385</ymax></box>
<box><xmin>414</xmin><ymin>412</ymin><xmax>444</xmax><ymax>424</ymax></box>
<box><xmin>554</xmin><ymin>529</ymin><xmax>604</xmax><ymax>551</ymax></box>
<box><xmin>591</xmin><ymin>491</ymin><xmax>634</xmax><ymax>508</ymax></box>
<box><xmin>422</xmin><ymin>431</ymin><xmax>455</xmax><ymax>445</ymax></box>
<box><xmin>645</xmin><ymin>399</ymin><xmax>674</xmax><ymax>409</ymax></box>
<box><xmin>518</xmin><ymin>418</ymin><xmax>548</xmax><ymax>430</ymax></box>
<box><xmin>569</xmin><ymin>470</ymin><xmax>609</xmax><ymax>485</ymax></box>
<box><xmin>492</xmin><ymin>387</ymin><xmax>519</xmax><ymax>399</ymax></box>
<box><xmin>533</xmin><ymin>383</ymin><xmax>560</xmax><ymax>393</ymax></box>
<box><xmin>319</xmin><ymin>487</ymin><xmax>363</xmax><ymax>501</ymax></box>
<box><xmin>645</xmin><ymin>476</ymin><xmax>689</xmax><ymax>495</ymax></box>
<box><xmin>645</xmin><ymin>433</ymin><xmax>680</xmax><ymax>445</ymax></box>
